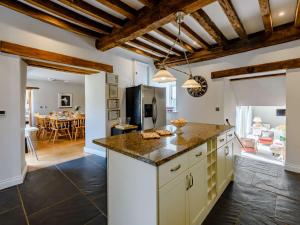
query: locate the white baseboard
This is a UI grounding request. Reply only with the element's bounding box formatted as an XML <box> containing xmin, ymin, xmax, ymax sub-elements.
<box><xmin>284</xmin><ymin>162</ymin><xmax>300</xmax><ymax>173</ymax></box>
<box><xmin>84</xmin><ymin>146</ymin><xmax>107</xmax><ymax>158</ymax></box>
<box><xmin>0</xmin><ymin>164</ymin><xmax>28</xmax><ymax>190</ymax></box>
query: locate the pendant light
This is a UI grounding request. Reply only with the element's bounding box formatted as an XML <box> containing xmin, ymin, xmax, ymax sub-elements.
<box><xmin>152</xmin><ymin>12</ymin><xmax>200</xmax><ymax>89</ymax></box>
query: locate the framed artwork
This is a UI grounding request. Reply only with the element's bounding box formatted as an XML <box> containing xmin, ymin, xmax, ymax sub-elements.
<box><xmin>107</xmin><ymin>99</ymin><xmax>119</xmax><ymax>109</ymax></box>
<box><xmin>109</xmin><ymin>85</ymin><xmax>118</xmax><ymax>98</ymax></box>
<box><xmin>108</xmin><ymin>110</ymin><xmax>120</xmax><ymax>121</ymax></box>
<box><xmin>58</xmin><ymin>93</ymin><xmax>72</xmax><ymax>108</ymax></box>
<box><xmin>106</xmin><ymin>73</ymin><xmax>119</xmax><ymax>84</ymax></box>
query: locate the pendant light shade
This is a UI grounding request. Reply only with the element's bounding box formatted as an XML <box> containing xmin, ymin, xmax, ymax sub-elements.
<box><xmin>152</xmin><ymin>69</ymin><xmax>176</xmax><ymax>83</ymax></box>
<box><xmin>181</xmin><ymin>77</ymin><xmax>201</xmax><ymax>88</ymax></box>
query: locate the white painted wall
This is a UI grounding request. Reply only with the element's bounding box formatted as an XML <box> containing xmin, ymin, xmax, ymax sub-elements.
<box><xmin>84</xmin><ymin>73</ymin><xmax>107</xmax><ymax>156</ymax></box>
<box><xmin>252</xmin><ymin>106</ymin><xmax>286</xmax><ymax>128</ymax></box>
<box><xmin>0</xmin><ymin>54</ymin><xmax>27</xmax><ymax>190</ymax></box>
<box><xmin>27</xmin><ymin>80</ymin><xmax>85</xmax><ymax>116</ymax></box>
<box><xmin>285</xmin><ymin>69</ymin><xmax>300</xmax><ymax>173</ymax></box>
<box><xmin>175</xmin><ymin>39</ymin><xmax>300</xmax><ymax>125</ymax></box>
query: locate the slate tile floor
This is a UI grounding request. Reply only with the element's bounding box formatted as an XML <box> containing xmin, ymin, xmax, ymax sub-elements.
<box><xmin>0</xmin><ymin>155</ymin><xmax>300</xmax><ymax>224</ymax></box>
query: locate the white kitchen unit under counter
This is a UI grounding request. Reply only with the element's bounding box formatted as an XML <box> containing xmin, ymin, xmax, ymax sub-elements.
<box><xmin>94</xmin><ymin>123</ymin><xmax>235</xmax><ymax>225</ymax></box>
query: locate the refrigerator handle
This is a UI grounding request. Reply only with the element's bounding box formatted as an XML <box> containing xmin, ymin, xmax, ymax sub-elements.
<box><xmin>152</xmin><ymin>97</ymin><xmax>157</xmax><ymax>127</ymax></box>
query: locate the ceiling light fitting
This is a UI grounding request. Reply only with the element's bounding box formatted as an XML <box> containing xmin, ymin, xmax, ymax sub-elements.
<box><xmin>152</xmin><ymin>11</ymin><xmax>201</xmax><ymax>89</ymax></box>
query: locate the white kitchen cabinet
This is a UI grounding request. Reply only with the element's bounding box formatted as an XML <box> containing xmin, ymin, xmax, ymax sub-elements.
<box><xmin>217</xmin><ymin>145</ymin><xmax>226</xmax><ymax>192</ymax></box>
<box><xmin>188</xmin><ymin>159</ymin><xmax>207</xmax><ymax>225</ymax></box>
<box><xmin>159</xmin><ymin>172</ymin><xmax>189</xmax><ymax>225</ymax></box>
<box><xmin>225</xmin><ymin>140</ymin><xmax>234</xmax><ymax>180</ymax></box>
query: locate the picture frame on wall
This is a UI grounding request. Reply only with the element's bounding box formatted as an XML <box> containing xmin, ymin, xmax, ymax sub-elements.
<box><xmin>58</xmin><ymin>93</ymin><xmax>72</xmax><ymax>108</ymax></box>
<box><xmin>108</xmin><ymin>110</ymin><xmax>120</xmax><ymax>121</ymax></box>
<box><xmin>108</xmin><ymin>85</ymin><xmax>118</xmax><ymax>98</ymax></box>
<box><xmin>106</xmin><ymin>73</ymin><xmax>119</xmax><ymax>85</ymax></box>
<box><xmin>107</xmin><ymin>99</ymin><xmax>120</xmax><ymax>109</ymax></box>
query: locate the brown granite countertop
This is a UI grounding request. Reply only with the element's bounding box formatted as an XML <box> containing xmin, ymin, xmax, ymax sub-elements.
<box><xmin>93</xmin><ymin>123</ymin><xmax>233</xmax><ymax>166</ymax></box>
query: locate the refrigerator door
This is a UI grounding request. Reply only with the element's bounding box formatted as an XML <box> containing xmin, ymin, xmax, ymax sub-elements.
<box><xmin>142</xmin><ymin>86</ymin><xmax>155</xmax><ymax>130</ymax></box>
<box><xmin>153</xmin><ymin>87</ymin><xmax>166</xmax><ymax>128</ymax></box>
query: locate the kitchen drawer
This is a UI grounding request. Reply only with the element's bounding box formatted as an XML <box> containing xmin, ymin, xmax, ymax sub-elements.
<box><xmin>159</xmin><ymin>154</ymin><xmax>188</xmax><ymax>188</ymax></box>
<box><xmin>188</xmin><ymin>143</ymin><xmax>207</xmax><ymax>167</ymax></box>
<box><xmin>226</xmin><ymin>130</ymin><xmax>234</xmax><ymax>142</ymax></box>
<box><xmin>217</xmin><ymin>133</ymin><xmax>226</xmax><ymax>149</ymax></box>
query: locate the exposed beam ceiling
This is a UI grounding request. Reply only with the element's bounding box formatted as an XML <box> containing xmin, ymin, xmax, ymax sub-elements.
<box><xmin>141</xmin><ymin>34</ymin><xmax>183</xmax><ymax>56</ymax></box>
<box><xmin>171</xmin><ymin>22</ymin><xmax>210</xmax><ymax>49</ymax></box>
<box><xmin>258</xmin><ymin>0</ymin><xmax>273</xmax><ymax>33</ymax></box>
<box><xmin>211</xmin><ymin>57</ymin><xmax>300</xmax><ymax>79</ymax></box>
<box><xmin>0</xmin><ymin>41</ymin><xmax>113</xmax><ymax>72</ymax></box>
<box><xmin>159</xmin><ymin>24</ymin><xmax>300</xmax><ymax>67</ymax></box>
<box><xmin>23</xmin><ymin>59</ymin><xmax>99</xmax><ymax>75</ymax></box>
<box><xmin>58</xmin><ymin>0</ymin><xmax>125</xmax><ymax>28</ymax></box>
<box><xmin>95</xmin><ymin>0</ymin><xmax>137</xmax><ymax>20</ymax></box>
<box><xmin>129</xmin><ymin>39</ymin><xmax>167</xmax><ymax>56</ymax></box>
<box><xmin>295</xmin><ymin>0</ymin><xmax>300</xmax><ymax>27</ymax></box>
<box><xmin>138</xmin><ymin>0</ymin><xmax>156</xmax><ymax>8</ymax></box>
<box><xmin>0</xmin><ymin>0</ymin><xmax>102</xmax><ymax>38</ymax></box>
<box><xmin>95</xmin><ymin>0</ymin><xmax>215</xmax><ymax>51</ymax></box>
<box><xmin>120</xmin><ymin>44</ymin><xmax>162</xmax><ymax>60</ymax></box>
<box><xmin>218</xmin><ymin>0</ymin><xmax>247</xmax><ymax>39</ymax></box>
<box><xmin>25</xmin><ymin>0</ymin><xmax>111</xmax><ymax>34</ymax></box>
<box><xmin>155</xmin><ymin>27</ymin><xmax>195</xmax><ymax>53</ymax></box>
<box><xmin>192</xmin><ymin>9</ymin><xmax>228</xmax><ymax>45</ymax></box>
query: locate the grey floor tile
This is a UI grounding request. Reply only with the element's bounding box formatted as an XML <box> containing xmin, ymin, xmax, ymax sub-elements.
<box><xmin>92</xmin><ymin>192</ymin><xmax>107</xmax><ymax>215</ymax></box>
<box><xmin>85</xmin><ymin>214</ymin><xmax>107</xmax><ymax>225</ymax></box>
<box><xmin>0</xmin><ymin>206</ymin><xmax>27</xmax><ymax>225</ymax></box>
<box><xmin>86</xmin><ymin>155</ymin><xmax>107</xmax><ymax>169</ymax></box>
<box><xmin>275</xmin><ymin>195</ymin><xmax>300</xmax><ymax>225</ymax></box>
<box><xmin>29</xmin><ymin>194</ymin><xmax>99</xmax><ymax>225</ymax></box>
<box><xmin>0</xmin><ymin>187</ymin><xmax>20</xmax><ymax>214</ymax></box>
<box><xmin>19</xmin><ymin>166</ymin><xmax>79</xmax><ymax>215</ymax></box>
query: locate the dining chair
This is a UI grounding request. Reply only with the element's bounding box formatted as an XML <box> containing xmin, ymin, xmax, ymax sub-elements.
<box><xmin>49</xmin><ymin>118</ymin><xmax>72</xmax><ymax>143</ymax></box>
<box><xmin>36</xmin><ymin>116</ymin><xmax>51</xmax><ymax>140</ymax></box>
<box><xmin>72</xmin><ymin>118</ymin><xmax>85</xmax><ymax>141</ymax></box>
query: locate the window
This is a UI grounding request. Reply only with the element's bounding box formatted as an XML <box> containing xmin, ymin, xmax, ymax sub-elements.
<box><xmin>166</xmin><ymin>82</ymin><xmax>177</xmax><ymax>112</ymax></box>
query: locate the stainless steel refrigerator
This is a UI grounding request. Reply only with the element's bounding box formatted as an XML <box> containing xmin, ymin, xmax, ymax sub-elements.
<box><xmin>126</xmin><ymin>85</ymin><xmax>166</xmax><ymax>130</ymax></box>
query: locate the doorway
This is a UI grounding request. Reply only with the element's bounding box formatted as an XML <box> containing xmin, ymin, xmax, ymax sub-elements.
<box><xmin>236</xmin><ymin>106</ymin><xmax>286</xmax><ymax>165</ymax></box>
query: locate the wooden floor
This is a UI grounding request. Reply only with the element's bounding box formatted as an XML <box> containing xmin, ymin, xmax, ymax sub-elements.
<box><xmin>26</xmin><ymin>135</ymin><xmax>86</xmax><ymax>172</ymax></box>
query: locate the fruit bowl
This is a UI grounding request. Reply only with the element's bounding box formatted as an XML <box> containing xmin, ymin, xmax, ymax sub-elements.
<box><xmin>170</xmin><ymin>118</ymin><xmax>187</xmax><ymax>134</ymax></box>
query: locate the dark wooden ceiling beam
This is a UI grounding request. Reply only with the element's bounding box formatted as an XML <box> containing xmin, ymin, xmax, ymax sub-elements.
<box><xmin>218</xmin><ymin>0</ymin><xmax>247</xmax><ymax>39</ymax></box>
<box><xmin>295</xmin><ymin>0</ymin><xmax>300</xmax><ymax>27</ymax></box>
<box><xmin>230</xmin><ymin>73</ymin><xmax>286</xmax><ymax>82</ymax></box>
<box><xmin>211</xmin><ymin>57</ymin><xmax>300</xmax><ymax>79</ymax></box>
<box><xmin>25</xmin><ymin>0</ymin><xmax>111</xmax><ymax>34</ymax></box>
<box><xmin>58</xmin><ymin>0</ymin><xmax>125</xmax><ymax>28</ymax></box>
<box><xmin>258</xmin><ymin>0</ymin><xmax>273</xmax><ymax>33</ymax></box>
<box><xmin>138</xmin><ymin>0</ymin><xmax>156</xmax><ymax>8</ymax></box>
<box><xmin>120</xmin><ymin>44</ymin><xmax>162</xmax><ymax>60</ymax></box>
<box><xmin>192</xmin><ymin>9</ymin><xmax>228</xmax><ymax>45</ymax></box>
<box><xmin>95</xmin><ymin>0</ymin><xmax>215</xmax><ymax>51</ymax></box>
<box><xmin>171</xmin><ymin>22</ymin><xmax>210</xmax><ymax>49</ymax></box>
<box><xmin>141</xmin><ymin>34</ymin><xmax>183</xmax><ymax>56</ymax></box>
<box><xmin>0</xmin><ymin>0</ymin><xmax>102</xmax><ymax>38</ymax></box>
<box><xmin>96</xmin><ymin>0</ymin><xmax>137</xmax><ymax>20</ymax></box>
<box><xmin>155</xmin><ymin>27</ymin><xmax>195</xmax><ymax>53</ymax></box>
<box><xmin>23</xmin><ymin>59</ymin><xmax>99</xmax><ymax>74</ymax></box>
<box><xmin>130</xmin><ymin>39</ymin><xmax>168</xmax><ymax>56</ymax></box>
<box><xmin>0</xmin><ymin>41</ymin><xmax>113</xmax><ymax>72</ymax></box>
<box><xmin>159</xmin><ymin>24</ymin><xmax>300</xmax><ymax>67</ymax></box>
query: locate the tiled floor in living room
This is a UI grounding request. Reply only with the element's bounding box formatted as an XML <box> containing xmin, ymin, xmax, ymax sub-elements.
<box><xmin>1</xmin><ymin>155</ymin><xmax>300</xmax><ymax>225</ymax></box>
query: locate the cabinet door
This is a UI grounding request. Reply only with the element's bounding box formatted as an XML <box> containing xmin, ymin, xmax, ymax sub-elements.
<box><xmin>217</xmin><ymin>146</ymin><xmax>226</xmax><ymax>192</ymax></box>
<box><xmin>159</xmin><ymin>172</ymin><xmax>189</xmax><ymax>225</ymax></box>
<box><xmin>189</xmin><ymin>159</ymin><xmax>207</xmax><ymax>225</ymax></box>
<box><xmin>225</xmin><ymin>141</ymin><xmax>234</xmax><ymax>178</ymax></box>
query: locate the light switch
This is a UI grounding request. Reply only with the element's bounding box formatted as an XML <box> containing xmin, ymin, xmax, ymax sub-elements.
<box><xmin>0</xmin><ymin>111</ymin><xmax>6</xmax><ymax>116</ymax></box>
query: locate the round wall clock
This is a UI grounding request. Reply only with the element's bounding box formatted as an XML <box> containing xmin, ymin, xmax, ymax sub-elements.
<box><xmin>187</xmin><ymin>76</ymin><xmax>208</xmax><ymax>97</ymax></box>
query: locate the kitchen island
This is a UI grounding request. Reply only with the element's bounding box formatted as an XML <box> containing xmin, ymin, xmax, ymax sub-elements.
<box><xmin>94</xmin><ymin>123</ymin><xmax>235</xmax><ymax>225</ymax></box>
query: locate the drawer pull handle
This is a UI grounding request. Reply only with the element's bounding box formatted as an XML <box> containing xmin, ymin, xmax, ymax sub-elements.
<box><xmin>190</xmin><ymin>173</ymin><xmax>194</xmax><ymax>188</ymax></box>
<box><xmin>186</xmin><ymin>175</ymin><xmax>190</xmax><ymax>190</ymax></box>
<box><xmin>170</xmin><ymin>164</ymin><xmax>181</xmax><ymax>172</ymax></box>
<box><xmin>220</xmin><ymin>138</ymin><xmax>225</xmax><ymax>142</ymax></box>
<box><xmin>195</xmin><ymin>152</ymin><xmax>203</xmax><ymax>157</ymax></box>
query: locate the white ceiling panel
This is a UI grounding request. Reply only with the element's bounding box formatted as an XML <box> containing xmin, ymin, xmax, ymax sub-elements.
<box><xmin>84</xmin><ymin>0</ymin><xmax>126</xmax><ymax>19</ymax></box>
<box><xmin>126</xmin><ymin>42</ymin><xmax>164</xmax><ymax>57</ymax></box>
<box><xmin>203</xmin><ymin>1</ymin><xmax>239</xmax><ymax>40</ymax></box>
<box><xmin>184</xmin><ymin>15</ymin><xmax>217</xmax><ymax>45</ymax></box>
<box><xmin>122</xmin><ymin>0</ymin><xmax>144</xmax><ymax>10</ymax></box>
<box><xmin>231</xmin><ymin>0</ymin><xmax>264</xmax><ymax>34</ymax></box>
<box><xmin>148</xmin><ymin>31</ymin><xmax>187</xmax><ymax>52</ymax></box>
<box><xmin>270</xmin><ymin>0</ymin><xmax>297</xmax><ymax>27</ymax></box>
<box><xmin>163</xmin><ymin>23</ymin><xmax>202</xmax><ymax>49</ymax></box>
<box><xmin>136</xmin><ymin>37</ymin><xmax>169</xmax><ymax>53</ymax></box>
